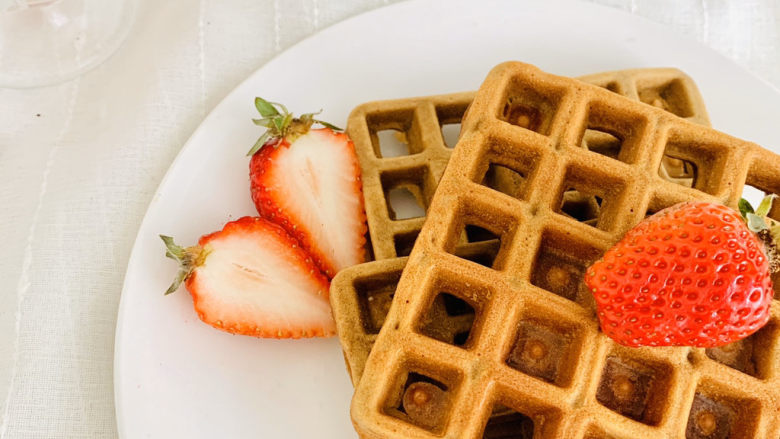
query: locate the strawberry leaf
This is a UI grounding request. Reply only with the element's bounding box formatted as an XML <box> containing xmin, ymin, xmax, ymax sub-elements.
<box><xmin>314</xmin><ymin>119</ymin><xmax>343</xmax><ymax>131</ymax></box>
<box><xmin>746</xmin><ymin>213</ymin><xmax>769</xmax><ymax>232</ymax></box>
<box><xmin>161</xmin><ymin>235</ymin><xmax>185</xmax><ymax>260</ymax></box>
<box><xmin>738</xmin><ymin>198</ymin><xmax>754</xmax><ymax>219</ymax></box>
<box><xmin>248</xmin><ymin>99</ymin><xmax>342</xmax><ymax>153</ymax></box>
<box><xmin>272</xmin><ymin>115</ymin><xmax>285</xmax><ymax>132</ymax></box>
<box><xmin>255</xmin><ymin>97</ymin><xmax>280</xmax><ymax>118</ymax></box>
<box><xmin>165</xmin><ymin>270</ymin><xmax>188</xmax><ymax>295</ymax></box>
<box><xmin>270</xmin><ymin>101</ymin><xmax>289</xmax><ymax>115</ymax></box>
<box><xmin>248</xmin><ymin>131</ymin><xmax>272</xmax><ymax>156</ymax></box>
<box><xmin>160</xmin><ymin>235</ymin><xmax>197</xmax><ymax>295</ymax></box>
<box><xmin>756</xmin><ymin>194</ymin><xmax>777</xmax><ymax>217</ymax></box>
<box><xmin>252</xmin><ymin>118</ymin><xmax>273</xmax><ymax>127</ymax></box>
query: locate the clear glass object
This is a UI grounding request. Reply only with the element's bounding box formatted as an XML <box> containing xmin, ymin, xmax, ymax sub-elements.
<box><xmin>0</xmin><ymin>0</ymin><xmax>137</xmax><ymax>88</ymax></box>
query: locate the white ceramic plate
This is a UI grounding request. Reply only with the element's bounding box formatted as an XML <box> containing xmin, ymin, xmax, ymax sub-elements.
<box><xmin>113</xmin><ymin>0</ymin><xmax>780</xmax><ymax>437</ymax></box>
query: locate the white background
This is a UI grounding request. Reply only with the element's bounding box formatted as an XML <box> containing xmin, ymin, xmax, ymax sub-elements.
<box><xmin>0</xmin><ymin>0</ymin><xmax>778</xmax><ymax>437</ymax></box>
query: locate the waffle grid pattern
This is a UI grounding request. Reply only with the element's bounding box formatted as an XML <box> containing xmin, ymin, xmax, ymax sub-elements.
<box><xmin>349</xmin><ymin>68</ymin><xmax>710</xmax><ymax>263</ymax></box>
<box><xmin>348</xmin><ymin>62</ymin><xmax>780</xmax><ymax>439</ymax></box>
<box><xmin>334</xmin><ymin>68</ymin><xmax>712</xmax><ymax>387</ymax></box>
<box><xmin>349</xmin><ymin>92</ymin><xmax>473</xmax><ymax>261</ymax></box>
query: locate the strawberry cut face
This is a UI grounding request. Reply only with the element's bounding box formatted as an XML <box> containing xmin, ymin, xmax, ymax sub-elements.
<box><xmin>250</xmin><ymin>129</ymin><xmax>367</xmax><ymax>278</ymax></box>
<box><xmin>180</xmin><ymin>217</ymin><xmax>335</xmax><ymax>338</ymax></box>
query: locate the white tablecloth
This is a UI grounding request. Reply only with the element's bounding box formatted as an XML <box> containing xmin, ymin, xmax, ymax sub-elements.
<box><xmin>0</xmin><ymin>0</ymin><xmax>777</xmax><ymax>437</ymax></box>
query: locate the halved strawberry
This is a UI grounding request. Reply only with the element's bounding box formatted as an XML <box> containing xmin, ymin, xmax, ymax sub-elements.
<box><xmin>248</xmin><ymin>98</ymin><xmax>367</xmax><ymax>278</ymax></box>
<box><xmin>161</xmin><ymin>216</ymin><xmax>335</xmax><ymax>338</ymax></box>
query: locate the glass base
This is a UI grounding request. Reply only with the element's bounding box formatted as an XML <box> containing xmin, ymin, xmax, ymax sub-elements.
<box><xmin>0</xmin><ymin>0</ymin><xmax>137</xmax><ymax>88</ymax></box>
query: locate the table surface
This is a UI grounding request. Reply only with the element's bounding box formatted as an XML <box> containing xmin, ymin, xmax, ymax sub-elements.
<box><xmin>0</xmin><ymin>0</ymin><xmax>778</xmax><ymax>437</ymax></box>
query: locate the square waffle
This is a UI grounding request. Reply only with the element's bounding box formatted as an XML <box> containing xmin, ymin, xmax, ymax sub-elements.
<box><xmin>347</xmin><ymin>62</ymin><xmax>780</xmax><ymax>439</ymax></box>
<box><xmin>352</xmin><ymin>68</ymin><xmax>709</xmax><ymax>263</ymax></box>
<box><xmin>334</xmin><ymin>67</ymin><xmax>712</xmax><ymax>387</ymax></box>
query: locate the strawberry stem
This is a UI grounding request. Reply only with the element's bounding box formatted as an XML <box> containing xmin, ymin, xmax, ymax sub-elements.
<box><xmin>758</xmin><ymin>229</ymin><xmax>779</xmax><ymax>273</ymax></box>
<box><xmin>247</xmin><ymin>97</ymin><xmax>343</xmax><ymax>156</ymax></box>
<box><xmin>739</xmin><ymin>195</ymin><xmax>780</xmax><ymax>273</ymax></box>
<box><xmin>160</xmin><ymin>235</ymin><xmax>209</xmax><ymax>295</ymax></box>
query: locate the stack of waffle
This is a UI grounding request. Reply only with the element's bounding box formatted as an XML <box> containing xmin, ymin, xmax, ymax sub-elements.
<box><xmin>331</xmin><ymin>62</ymin><xmax>780</xmax><ymax>439</ymax></box>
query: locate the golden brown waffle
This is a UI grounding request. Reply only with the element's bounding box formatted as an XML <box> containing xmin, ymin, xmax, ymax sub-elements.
<box><xmin>350</xmin><ymin>68</ymin><xmax>709</xmax><ymax>263</ymax></box>
<box><xmin>336</xmin><ymin>68</ymin><xmax>712</xmax><ymax>388</ymax></box>
<box><xmin>347</xmin><ymin>62</ymin><xmax>780</xmax><ymax>439</ymax></box>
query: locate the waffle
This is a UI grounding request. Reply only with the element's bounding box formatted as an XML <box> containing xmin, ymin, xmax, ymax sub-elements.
<box><xmin>347</xmin><ymin>62</ymin><xmax>780</xmax><ymax>439</ymax></box>
<box><xmin>335</xmin><ymin>68</ymin><xmax>712</xmax><ymax>387</ymax></box>
<box><xmin>351</xmin><ymin>68</ymin><xmax>709</xmax><ymax>263</ymax></box>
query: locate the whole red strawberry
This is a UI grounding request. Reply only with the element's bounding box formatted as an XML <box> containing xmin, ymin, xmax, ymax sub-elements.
<box><xmin>248</xmin><ymin>98</ymin><xmax>367</xmax><ymax>279</ymax></box>
<box><xmin>586</xmin><ymin>201</ymin><xmax>776</xmax><ymax>348</ymax></box>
